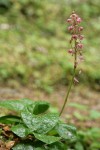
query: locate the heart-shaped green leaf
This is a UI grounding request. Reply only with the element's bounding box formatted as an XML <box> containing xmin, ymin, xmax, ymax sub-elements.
<box><xmin>21</xmin><ymin>107</ymin><xmax>35</xmax><ymax>130</ymax></box>
<box><xmin>55</xmin><ymin>123</ymin><xmax>77</xmax><ymax>142</ymax></box>
<box><xmin>34</xmin><ymin>133</ymin><xmax>61</xmax><ymax>144</ymax></box>
<box><xmin>11</xmin><ymin>124</ymin><xmax>31</xmax><ymax>138</ymax></box>
<box><xmin>33</xmin><ymin>113</ymin><xmax>59</xmax><ymax>134</ymax></box>
<box><xmin>33</xmin><ymin>101</ymin><xmax>50</xmax><ymax>115</ymax></box>
<box><xmin>21</xmin><ymin>107</ymin><xmax>59</xmax><ymax>134</ymax></box>
<box><xmin>0</xmin><ymin>98</ymin><xmax>34</xmax><ymax>112</ymax></box>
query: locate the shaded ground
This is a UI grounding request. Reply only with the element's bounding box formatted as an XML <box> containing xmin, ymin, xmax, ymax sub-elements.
<box><xmin>0</xmin><ymin>85</ymin><xmax>100</xmax><ymax>129</ymax></box>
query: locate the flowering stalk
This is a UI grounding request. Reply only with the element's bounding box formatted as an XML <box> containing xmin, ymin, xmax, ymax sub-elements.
<box><xmin>60</xmin><ymin>11</ymin><xmax>84</xmax><ymax>116</ymax></box>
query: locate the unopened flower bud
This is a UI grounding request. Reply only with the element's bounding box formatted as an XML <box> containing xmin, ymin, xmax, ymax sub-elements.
<box><xmin>68</xmin><ymin>26</ymin><xmax>73</xmax><ymax>31</ymax></box>
<box><xmin>77</xmin><ymin>43</ymin><xmax>83</xmax><ymax>49</ymax></box>
<box><xmin>67</xmin><ymin>19</ymin><xmax>72</xmax><ymax>23</ymax></box>
<box><xmin>67</xmin><ymin>12</ymin><xmax>84</xmax><ymax>69</ymax></box>
<box><xmin>70</xmin><ymin>13</ymin><xmax>78</xmax><ymax>19</ymax></box>
<box><xmin>72</xmin><ymin>34</ymin><xmax>78</xmax><ymax>39</ymax></box>
<box><xmin>79</xmin><ymin>35</ymin><xmax>84</xmax><ymax>40</ymax></box>
<box><xmin>79</xmin><ymin>26</ymin><xmax>83</xmax><ymax>31</ymax></box>
<box><xmin>76</xmin><ymin>17</ymin><xmax>82</xmax><ymax>23</ymax></box>
<box><xmin>68</xmin><ymin>49</ymin><xmax>73</xmax><ymax>53</ymax></box>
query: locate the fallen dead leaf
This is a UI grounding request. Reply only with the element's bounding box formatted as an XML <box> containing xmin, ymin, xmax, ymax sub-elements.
<box><xmin>3</xmin><ymin>126</ymin><xmax>10</xmax><ymax>132</ymax></box>
<box><xmin>5</xmin><ymin>141</ymin><xmax>15</xmax><ymax>150</ymax></box>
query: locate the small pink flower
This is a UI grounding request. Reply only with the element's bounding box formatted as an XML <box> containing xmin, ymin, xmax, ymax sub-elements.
<box><xmin>79</xmin><ymin>35</ymin><xmax>84</xmax><ymax>40</ymax></box>
<box><xmin>76</xmin><ymin>17</ymin><xmax>82</xmax><ymax>23</ymax></box>
<box><xmin>68</xmin><ymin>49</ymin><xmax>73</xmax><ymax>53</ymax></box>
<box><xmin>68</xmin><ymin>26</ymin><xmax>73</xmax><ymax>31</ymax></box>
<box><xmin>72</xmin><ymin>34</ymin><xmax>78</xmax><ymax>39</ymax></box>
<box><xmin>77</xmin><ymin>43</ymin><xmax>83</xmax><ymax>49</ymax></box>
<box><xmin>79</xmin><ymin>26</ymin><xmax>83</xmax><ymax>31</ymax></box>
<box><xmin>67</xmin><ymin>19</ymin><xmax>72</xmax><ymax>23</ymax></box>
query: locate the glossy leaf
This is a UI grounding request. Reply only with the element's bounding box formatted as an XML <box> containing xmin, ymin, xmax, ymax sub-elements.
<box><xmin>21</xmin><ymin>107</ymin><xmax>59</xmax><ymax>134</ymax></box>
<box><xmin>33</xmin><ymin>101</ymin><xmax>50</xmax><ymax>115</ymax></box>
<box><xmin>0</xmin><ymin>98</ymin><xmax>34</xmax><ymax>112</ymax></box>
<box><xmin>34</xmin><ymin>113</ymin><xmax>59</xmax><ymax>134</ymax></box>
<box><xmin>11</xmin><ymin>124</ymin><xmax>31</xmax><ymax>138</ymax></box>
<box><xmin>55</xmin><ymin>123</ymin><xmax>77</xmax><ymax>142</ymax></box>
<box><xmin>0</xmin><ymin>115</ymin><xmax>21</xmax><ymax>124</ymax></box>
<box><xmin>48</xmin><ymin>142</ymin><xmax>67</xmax><ymax>150</ymax></box>
<box><xmin>34</xmin><ymin>133</ymin><xmax>61</xmax><ymax>144</ymax></box>
<box><xmin>21</xmin><ymin>107</ymin><xmax>36</xmax><ymax>130</ymax></box>
<box><xmin>12</xmin><ymin>143</ymin><xmax>34</xmax><ymax>150</ymax></box>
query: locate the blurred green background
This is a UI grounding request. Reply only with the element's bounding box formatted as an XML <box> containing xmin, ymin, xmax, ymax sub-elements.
<box><xmin>0</xmin><ymin>0</ymin><xmax>100</xmax><ymax>149</ymax></box>
<box><xmin>0</xmin><ymin>0</ymin><xmax>100</xmax><ymax>91</ymax></box>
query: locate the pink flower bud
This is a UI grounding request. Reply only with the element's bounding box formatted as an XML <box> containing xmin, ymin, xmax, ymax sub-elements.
<box><xmin>72</xmin><ymin>34</ymin><xmax>78</xmax><ymax>39</ymax></box>
<box><xmin>67</xmin><ymin>19</ymin><xmax>72</xmax><ymax>23</ymax></box>
<box><xmin>79</xmin><ymin>35</ymin><xmax>84</xmax><ymax>40</ymax></box>
<box><xmin>70</xmin><ymin>13</ymin><xmax>78</xmax><ymax>19</ymax></box>
<box><xmin>76</xmin><ymin>17</ymin><xmax>82</xmax><ymax>23</ymax></box>
<box><xmin>68</xmin><ymin>26</ymin><xmax>73</xmax><ymax>31</ymax></box>
<box><xmin>68</xmin><ymin>49</ymin><xmax>73</xmax><ymax>53</ymax></box>
<box><xmin>77</xmin><ymin>43</ymin><xmax>83</xmax><ymax>49</ymax></box>
<box><xmin>79</xmin><ymin>26</ymin><xmax>83</xmax><ymax>31</ymax></box>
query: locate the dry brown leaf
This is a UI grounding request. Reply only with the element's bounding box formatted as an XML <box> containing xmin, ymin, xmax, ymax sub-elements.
<box><xmin>3</xmin><ymin>126</ymin><xmax>10</xmax><ymax>132</ymax></box>
<box><xmin>5</xmin><ymin>141</ymin><xmax>15</xmax><ymax>150</ymax></box>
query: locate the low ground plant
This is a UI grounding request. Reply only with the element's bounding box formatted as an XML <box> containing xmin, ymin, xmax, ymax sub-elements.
<box><xmin>0</xmin><ymin>11</ymin><xmax>98</xmax><ymax>150</ymax></box>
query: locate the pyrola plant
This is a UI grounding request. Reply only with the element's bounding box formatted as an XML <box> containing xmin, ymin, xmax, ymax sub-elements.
<box><xmin>60</xmin><ymin>11</ymin><xmax>84</xmax><ymax>115</ymax></box>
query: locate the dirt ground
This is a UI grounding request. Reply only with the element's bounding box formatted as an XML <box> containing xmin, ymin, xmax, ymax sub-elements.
<box><xmin>0</xmin><ymin>85</ymin><xmax>100</xmax><ymax>128</ymax></box>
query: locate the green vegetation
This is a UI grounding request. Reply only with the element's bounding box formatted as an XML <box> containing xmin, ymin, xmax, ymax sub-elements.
<box><xmin>0</xmin><ymin>0</ymin><xmax>99</xmax><ymax>90</ymax></box>
<box><xmin>0</xmin><ymin>99</ymin><xmax>100</xmax><ymax>150</ymax></box>
<box><xmin>0</xmin><ymin>99</ymin><xmax>77</xmax><ymax>149</ymax></box>
<box><xmin>0</xmin><ymin>1</ymin><xmax>100</xmax><ymax>149</ymax></box>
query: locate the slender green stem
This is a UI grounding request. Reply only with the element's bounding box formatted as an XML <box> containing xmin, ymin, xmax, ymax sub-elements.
<box><xmin>60</xmin><ymin>40</ymin><xmax>77</xmax><ymax>116</ymax></box>
<box><xmin>59</xmin><ymin>67</ymin><xmax>76</xmax><ymax>116</ymax></box>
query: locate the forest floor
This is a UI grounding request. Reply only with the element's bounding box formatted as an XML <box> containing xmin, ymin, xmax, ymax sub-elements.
<box><xmin>0</xmin><ymin>85</ymin><xmax>100</xmax><ymax>149</ymax></box>
<box><xmin>0</xmin><ymin>85</ymin><xmax>100</xmax><ymax>129</ymax></box>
